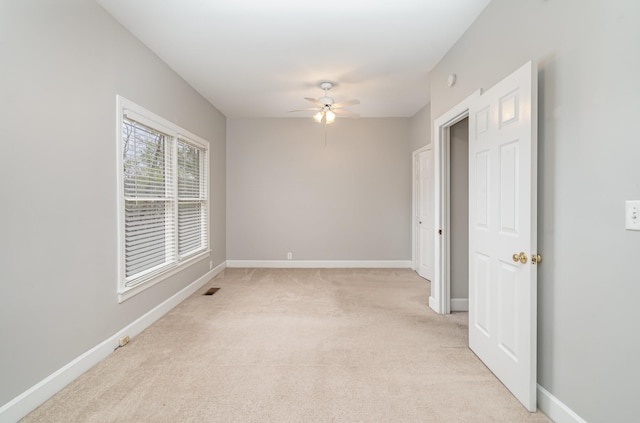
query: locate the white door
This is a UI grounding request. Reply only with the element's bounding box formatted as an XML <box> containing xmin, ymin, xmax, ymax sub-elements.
<box><xmin>468</xmin><ymin>61</ymin><xmax>538</xmax><ymax>411</ymax></box>
<box><xmin>416</xmin><ymin>148</ymin><xmax>434</xmax><ymax>280</ymax></box>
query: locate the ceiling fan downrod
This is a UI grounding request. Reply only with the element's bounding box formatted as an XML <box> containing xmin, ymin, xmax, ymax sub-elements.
<box><xmin>318</xmin><ymin>82</ymin><xmax>334</xmax><ymax>106</ymax></box>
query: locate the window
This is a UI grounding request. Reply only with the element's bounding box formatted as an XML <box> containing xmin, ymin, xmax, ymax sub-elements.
<box><xmin>117</xmin><ymin>96</ymin><xmax>209</xmax><ymax>301</ymax></box>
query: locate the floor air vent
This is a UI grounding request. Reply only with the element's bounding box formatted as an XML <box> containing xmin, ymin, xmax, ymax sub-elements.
<box><xmin>204</xmin><ymin>288</ymin><xmax>220</xmax><ymax>296</ymax></box>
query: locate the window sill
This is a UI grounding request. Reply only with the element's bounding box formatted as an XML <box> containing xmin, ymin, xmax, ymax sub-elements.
<box><xmin>118</xmin><ymin>249</ymin><xmax>210</xmax><ymax>303</ymax></box>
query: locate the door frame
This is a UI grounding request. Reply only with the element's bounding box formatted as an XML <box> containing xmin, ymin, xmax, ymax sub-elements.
<box><xmin>430</xmin><ymin>90</ymin><xmax>481</xmax><ymax>314</ymax></box>
<box><xmin>411</xmin><ymin>145</ymin><xmax>432</xmax><ymax>275</ymax></box>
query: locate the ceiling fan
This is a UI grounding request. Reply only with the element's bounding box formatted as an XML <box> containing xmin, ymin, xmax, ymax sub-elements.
<box><xmin>290</xmin><ymin>82</ymin><xmax>360</xmax><ymax>124</ymax></box>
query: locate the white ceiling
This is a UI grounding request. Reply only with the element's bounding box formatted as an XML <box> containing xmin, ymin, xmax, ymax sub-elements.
<box><xmin>96</xmin><ymin>0</ymin><xmax>491</xmax><ymax>118</ymax></box>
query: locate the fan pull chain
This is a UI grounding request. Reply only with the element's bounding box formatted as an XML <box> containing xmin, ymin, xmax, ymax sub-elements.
<box><xmin>324</xmin><ymin>121</ymin><xmax>327</xmax><ymax>147</ymax></box>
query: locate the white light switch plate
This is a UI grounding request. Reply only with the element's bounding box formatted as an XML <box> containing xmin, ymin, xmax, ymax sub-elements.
<box><xmin>625</xmin><ymin>201</ymin><xmax>640</xmax><ymax>230</ymax></box>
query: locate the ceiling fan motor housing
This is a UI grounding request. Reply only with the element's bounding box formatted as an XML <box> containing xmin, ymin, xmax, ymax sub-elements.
<box><xmin>319</xmin><ymin>96</ymin><xmax>334</xmax><ymax>106</ymax></box>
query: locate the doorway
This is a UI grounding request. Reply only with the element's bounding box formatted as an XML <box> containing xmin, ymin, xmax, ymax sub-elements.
<box><xmin>429</xmin><ymin>90</ymin><xmax>479</xmax><ymax>314</ymax></box>
<box><xmin>449</xmin><ymin>118</ymin><xmax>469</xmax><ymax>312</ymax></box>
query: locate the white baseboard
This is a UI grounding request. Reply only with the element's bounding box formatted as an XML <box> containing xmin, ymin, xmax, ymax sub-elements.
<box><xmin>428</xmin><ymin>296</ymin><xmax>440</xmax><ymax>313</ymax></box>
<box><xmin>450</xmin><ymin>298</ymin><xmax>469</xmax><ymax>312</ymax></box>
<box><xmin>226</xmin><ymin>260</ymin><xmax>412</xmax><ymax>269</ymax></box>
<box><xmin>0</xmin><ymin>262</ymin><xmax>226</xmax><ymax>423</ymax></box>
<box><xmin>537</xmin><ymin>384</ymin><xmax>586</xmax><ymax>423</ymax></box>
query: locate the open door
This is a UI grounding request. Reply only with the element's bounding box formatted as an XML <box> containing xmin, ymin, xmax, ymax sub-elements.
<box><xmin>415</xmin><ymin>147</ymin><xmax>434</xmax><ymax>281</ymax></box>
<box><xmin>468</xmin><ymin>61</ymin><xmax>538</xmax><ymax>411</ymax></box>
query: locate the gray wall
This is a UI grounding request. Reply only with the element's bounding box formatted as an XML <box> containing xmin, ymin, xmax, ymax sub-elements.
<box><xmin>227</xmin><ymin>118</ymin><xmax>411</xmax><ymax>261</ymax></box>
<box><xmin>409</xmin><ymin>103</ymin><xmax>431</xmax><ymax>152</ymax></box>
<box><xmin>450</xmin><ymin>119</ymin><xmax>469</xmax><ymax>300</ymax></box>
<box><xmin>0</xmin><ymin>0</ymin><xmax>226</xmax><ymax>407</ymax></box>
<box><xmin>430</xmin><ymin>0</ymin><xmax>640</xmax><ymax>421</ymax></box>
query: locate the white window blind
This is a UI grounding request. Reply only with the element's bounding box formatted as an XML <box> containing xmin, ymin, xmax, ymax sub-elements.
<box><xmin>122</xmin><ymin>118</ymin><xmax>176</xmax><ymax>282</ymax></box>
<box><xmin>177</xmin><ymin>140</ymin><xmax>208</xmax><ymax>258</ymax></box>
<box><xmin>117</xmin><ymin>96</ymin><xmax>210</xmax><ymax>297</ymax></box>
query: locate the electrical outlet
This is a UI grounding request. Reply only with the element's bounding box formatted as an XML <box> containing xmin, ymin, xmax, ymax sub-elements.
<box><xmin>209</xmin><ymin>260</ymin><xmax>213</xmax><ymax>270</ymax></box>
<box><xmin>626</xmin><ymin>201</ymin><xmax>640</xmax><ymax>230</ymax></box>
<box><xmin>287</xmin><ymin>252</ymin><xmax>292</xmax><ymax>260</ymax></box>
<box><xmin>119</xmin><ymin>335</ymin><xmax>130</xmax><ymax>347</ymax></box>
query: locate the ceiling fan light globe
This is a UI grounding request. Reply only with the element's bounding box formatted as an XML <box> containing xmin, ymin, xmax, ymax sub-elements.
<box><xmin>325</xmin><ymin>110</ymin><xmax>336</xmax><ymax>123</ymax></box>
<box><xmin>313</xmin><ymin>111</ymin><xmax>324</xmax><ymax>123</ymax></box>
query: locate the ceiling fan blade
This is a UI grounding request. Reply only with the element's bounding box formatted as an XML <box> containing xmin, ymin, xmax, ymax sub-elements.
<box><xmin>288</xmin><ymin>108</ymin><xmax>321</xmax><ymax>113</ymax></box>
<box><xmin>304</xmin><ymin>97</ymin><xmax>325</xmax><ymax>107</ymax></box>
<box><xmin>333</xmin><ymin>109</ymin><xmax>360</xmax><ymax>118</ymax></box>
<box><xmin>332</xmin><ymin>99</ymin><xmax>360</xmax><ymax>108</ymax></box>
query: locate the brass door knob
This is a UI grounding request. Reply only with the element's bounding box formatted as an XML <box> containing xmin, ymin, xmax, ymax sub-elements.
<box><xmin>532</xmin><ymin>254</ymin><xmax>542</xmax><ymax>265</ymax></box>
<box><xmin>512</xmin><ymin>252</ymin><xmax>528</xmax><ymax>264</ymax></box>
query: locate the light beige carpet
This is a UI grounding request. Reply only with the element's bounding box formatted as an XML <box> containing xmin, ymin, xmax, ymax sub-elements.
<box><xmin>22</xmin><ymin>268</ymin><xmax>550</xmax><ymax>422</ymax></box>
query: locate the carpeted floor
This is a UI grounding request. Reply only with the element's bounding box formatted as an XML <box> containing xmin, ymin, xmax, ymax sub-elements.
<box><xmin>21</xmin><ymin>268</ymin><xmax>550</xmax><ymax>422</ymax></box>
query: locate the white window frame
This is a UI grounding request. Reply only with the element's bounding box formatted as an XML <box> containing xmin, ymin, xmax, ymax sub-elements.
<box><xmin>116</xmin><ymin>95</ymin><xmax>210</xmax><ymax>302</ymax></box>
